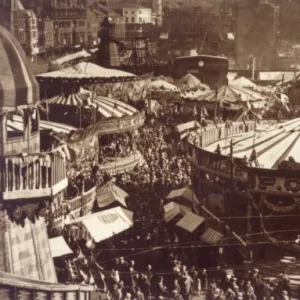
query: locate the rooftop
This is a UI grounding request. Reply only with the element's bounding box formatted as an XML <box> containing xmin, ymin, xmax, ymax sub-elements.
<box><xmin>108</xmin><ymin>2</ymin><xmax>150</xmax><ymax>10</ymax></box>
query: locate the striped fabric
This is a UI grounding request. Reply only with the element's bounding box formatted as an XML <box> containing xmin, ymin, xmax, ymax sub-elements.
<box><xmin>206</xmin><ymin>118</ymin><xmax>300</xmax><ymax>169</ymax></box>
<box><xmin>0</xmin><ymin>26</ymin><xmax>39</xmax><ymax>113</ymax></box>
<box><xmin>47</xmin><ymin>93</ymin><xmax>85</xmax><ymax>106</ymax></box>
<box><xmin>196</xmin><ymin>84</ymin><xmax>267</xmax><ymax>105</ymax></box>
<box><xmin>46</xmin><ymin>91</ymin><xmax>138</xmax><ymax>118</ymax></box>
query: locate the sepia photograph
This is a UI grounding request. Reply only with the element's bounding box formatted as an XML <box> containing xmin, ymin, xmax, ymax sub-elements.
<box><xmin>0</xmin><ymin>0</ymin><xmax>299</xmax><ymax>299</ymax></box>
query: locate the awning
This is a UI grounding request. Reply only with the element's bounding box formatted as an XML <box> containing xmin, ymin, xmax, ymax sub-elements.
<box><xmin>166</xmin><ymin>187</ymin><xmax>195</xmax><ymax>202</ymax></box>
<box><xmin>164</xmin><ymin>202</ymin><xmax>191</xmax><ymax>222</ymax></box>
<box><xmin>70</xmin><ymin>206</ymin><xmax>133</xmax><ymax>243</ymax></box>
<box><xmin>201</xmin><ymin>227</ymin><xmax>223</xmax><ymax>245</ymax></box>
<box><xmin>176</xmin><ymin>213</ymin><xmax>205</xmax><ymax>233</ymax></box>
<box><xmin>47</xmin><ymin>93</ymin><xmax>86</xmax><ymax>106</ymax></box>
<box><xmin>176</xmin><ymin>121</ymin><xmax>201</xmax><ymax>140</ymax></box>
<box><xmin>96</xmin><ymin>181</ymin><xmax>128</xmax><ymax>208</ymax></box>
<box><xmin>49</xmin><ymin>236</ymin><xmax>73</xmax><ymax>258</ymax></box>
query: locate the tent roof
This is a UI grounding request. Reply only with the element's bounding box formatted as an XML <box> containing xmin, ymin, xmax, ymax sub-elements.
<box><xmin>49</xmin><ymin>236</ymin><xmax>73</xmax><ymax>258</ymax></box>
<box><xmin>201</xmin><ymin>227</ymin><xmax>223</xmax><ymax>245</ymax></box>
<box><xmin>176</xmin><ymin>212</ymin><xmax>205</xmax><ymax>233</ymax></box>
<box><xmin>36</xmin><ymin>62</ymin><xmax>136</xmax><ymax>82</ymax></box>
<box><xmin>163</xmin><ymin>202</ymin><xmax>191</xmax><ymax>223</ymax></box>
<box><xmin>176</xmin><ymin>73</ymin><xmax>210</xmax><ymax>91</ymax></box>
<box><xmin>166</xmin><ymin>187</ymin><xmax>194</xmax><ymax>202</ymax></box>
<box><xmin>195</xmin><ymin>85</ymin><xmax>268</xmax><ymax>105</ymax></box>
<box><xmin>70</xmin><ymin>206</ymin><xmax>133</xmax><ymax>243</ymax></box>
<box><xmin>50</xmin><ymin>50</ymin><xmax>91</xmax><ymax>67</ymax></box>
<box><xmin>96</xmin><ymin>181</ymin><xmax>129</xmax><ymax>208</ymax></box>
<box><xmin>151</xmin><ymin>80</ymin><xmax>180</xmax><ymax>92</ymax></box>
<box><xmin>230</xmin><ymin>76</ymin><xmax>257</xmax><ymax>88</ymax></box>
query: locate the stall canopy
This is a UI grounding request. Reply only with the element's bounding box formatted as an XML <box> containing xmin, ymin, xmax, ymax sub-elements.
<box><xmin>230</xmin><ymin>76</ymin><xmax>257</xmax><ymax>89</ymax></box>
<box><xmin>166</xmin><ymin>187</ymin><xmax>195</xmax><ymax>203</ymax></box>
<box><xmin>176</xmin><ymin>73</ymin><xmax>210</xmax><ymax>91</ymax></box>
<box><xmin>36</xmin><ymin>62</ymin><xmax>136</xmax><ymax>83</ymax></box>
<box><xmin>200</xmin><ymin>227</ymin><xmax>224</xmax><ymax>245</ymax></box>
<box><xmin>163</xmin><ymin>202</ymin><xmax>191</xmax><ymax>223</ymax></box>
<box><xmin>49</xmin><ymin>236</ymin><xmax>73</xmax><ymax>258</ymax></box>
<box><xmin>96</xmin><ymin>181</ymin><xmax>129</xmax><ymax>208</ymax></box>
<box><xmin>176</xmin><ymin>121</ymin><xmax>201</xmax><ymax>140</ymax></box>
<box><xmin>151</xmin><ymin>80</ymin><xmax>180</xmax><ymax>92</ymax></box>
<box><xmin>176</xmin><ymin>212</ymin><xmax>205</xmax><ymax>233</ymax></box>
<box><xmin>70</xmin><ymin>206</ymin><xmax>133</xmax><ymax>243</ymax></box>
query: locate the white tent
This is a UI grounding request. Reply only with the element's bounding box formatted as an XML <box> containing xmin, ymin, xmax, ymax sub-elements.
<box><xmin>151</xmin><ymin>80</ymin><xmax>180</xmax><ymax>92</ymax></box>
<box><xmin>230</xmin><ymin>76</ymin><xmax>257</xmax><ymax>89</ymax></box>
<box><xmin>176</xmin><ymin>73</ymin><xmax>209</xmax><ymax>91</ymax></box>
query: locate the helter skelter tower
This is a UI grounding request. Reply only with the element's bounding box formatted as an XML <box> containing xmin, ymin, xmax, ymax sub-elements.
<box><xmin>0</xmin><ymin>26</ymin><xmax>68</xmax><ymax>282</ymax></box>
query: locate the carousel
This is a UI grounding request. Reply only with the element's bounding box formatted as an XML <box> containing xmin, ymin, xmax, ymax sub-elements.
<box><xmin>190</xmin><ymin>116</ymin><xmax>300</xmax><ymax>263</ymax></box>
<box><xmin>36</xmin><ymin>61</ymin><xmax>150</xmax><ymax>175</ymax></box>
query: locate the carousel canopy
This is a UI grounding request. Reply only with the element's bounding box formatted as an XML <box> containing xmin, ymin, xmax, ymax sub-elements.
<box><xmin>46</xmin><ymin>89</ymin><xmax>138</xmax><ymax>118</ymax></box>
<box><xmin>0</xmin><ymin>25</ymin><xmax>39</xmax><ymax>113</ymax></box>
<box><xmin>96</xmin><ymin>181</ymin><xmax>129</xmax><ymax>208</ymax></box>
<box><xmin>195</xmin><ymin>85</ymin><xmax>268</xmax><ymax>107</ymax></box>
<box><xmin>49</xmin><ymin>236</ymin><xmax>73</xmax><ymax>258</ymax></box>
<box><xmin>70</xmin><ymin>206</ymin><xmax>133</xmax><ymax>243</ymax></box>
<box><xmin>206</xmin><ymin>118</ymin><xmax>300</xmax><ymax>169</ymax></box>
<box><xmin>36</xmin><ymin>62</ymin><xmax>136</xmax><ymax>83</ymax></box>
<box><xmin>176</xmin><ymin>73</ymin><xmax>210</xmax><ymax>91</ymax></box>
<box><xmin>151</xmin><ymin>80</ymin><xmax>180</xmax><ymax>92</ymax></box>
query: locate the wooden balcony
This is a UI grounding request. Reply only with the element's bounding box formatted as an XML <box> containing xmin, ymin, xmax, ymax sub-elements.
<box><xmin>0</xmin><ymin>149</ymin><xmax>68</xmax><ymax>201</ymax></box>
<box><xmin>0</xmin><ymin>270</ymin><xmax>94</xmax><ymax>300</ymax></box>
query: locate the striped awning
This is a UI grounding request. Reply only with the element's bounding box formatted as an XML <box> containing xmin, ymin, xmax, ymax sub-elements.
<box><xmin>201</xmin><ymin>228</ymin><xmax>223</xmax><ymax>245</ymax></box>
<box><xmin>47</xmin><ymin>93</ymin><xmax>87</xmax><ymax>106</ymax></box>
<box><xmin>91</xmin><ymin>94</ymin><xmax>138</xmax><ymax>118</ymax></box>
<box><xmin>0</xmin><ymin>26</ymin><xmax>39</xmax><ymax>113</ymax></box>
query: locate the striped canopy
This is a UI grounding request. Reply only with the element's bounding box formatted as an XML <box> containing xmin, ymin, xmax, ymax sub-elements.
<box><xmin>205</xmin><ymin>118</ymin><xmax>300</xmax><ymax>169</ymax></box>
<box><xmin>46</xmin><ymin>91</ymin><xmax>138</xmax><ymax>119</ymax></box>
<box><xmin>0</xmin><ymin>26</ymin><xmax>39</xmax><ymax>113</ymax></box>
<box><xmin>196</xmin><ymin>85</ymin><xmax>267</xmax><ymax>105</ymax></box>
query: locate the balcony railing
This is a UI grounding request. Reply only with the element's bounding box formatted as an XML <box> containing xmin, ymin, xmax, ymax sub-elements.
<box><xmin>0</xmin><ymin>270</ymin><xmax>94</xmax><ymax>300</ymax></box>
<box><xmin>0</xmin><ymin>148</ymin><xmax>68</xmax><ymax>201</ymax></box>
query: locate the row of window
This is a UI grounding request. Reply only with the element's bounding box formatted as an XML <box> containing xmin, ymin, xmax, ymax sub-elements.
<box><xmin>125</xmin><ymin>17</ymin><xmax>150</xmax><ymax>23</ymax></box>
<box><xmin>124</xmin><ymin>10</ymin><xmax>143</xmax><ymax>15</ymax></box>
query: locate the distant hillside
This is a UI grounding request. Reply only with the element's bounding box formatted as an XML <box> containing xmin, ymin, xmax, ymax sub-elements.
<box><xmin>164</xmin><ymin>0</ymin><xmax>222</xmax><ymax>10</ymax></box>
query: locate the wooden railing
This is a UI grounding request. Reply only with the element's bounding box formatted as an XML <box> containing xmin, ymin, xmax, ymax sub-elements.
<box><xmin>0</xmin><ymin>149</ymin><xmax>68</xmax><ymax>201</ymax></box>
<box><xmin>50</xmin><ymin>187</ymin><xmax>96</xmax><ymax>228</ymax></box>
<box><xmin>0</xmin><ymin>270</ymin><xmax>94</xmax><ymax>300</ymax></box>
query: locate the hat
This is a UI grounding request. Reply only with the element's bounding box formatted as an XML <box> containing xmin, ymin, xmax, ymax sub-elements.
<box><xmin>253</xmin><ymin>268</ymin><xmax>259</xmax><ymax>273</ymax></box>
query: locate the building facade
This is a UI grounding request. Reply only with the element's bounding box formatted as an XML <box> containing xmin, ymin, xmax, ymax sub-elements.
<box><xmin>109</xmin><ymin>3</ymin><xmax>153</xmax><ymax>39</ymax></box>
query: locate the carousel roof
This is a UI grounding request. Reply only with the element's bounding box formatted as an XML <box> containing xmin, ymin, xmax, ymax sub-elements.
<box><xmin>36</xmin><ymin>62</ymin><xmax>136</xmax><ymax>82</ymax></box>
<box><xmin>205</xmin><ymin>118</ymin><xmax>300</xmax><ymax>169</ymax></box>
<box><xmin>195</xmin><ymin>84</ymin><xmax>268</xmax><ymax>106</ymax></box>
<box><xmin>0</xmin><ymin>25</ymin><xmax>39</xmax><ymax>113</ymax></box>
<box><xmin>46</xmin><ymin>90</ymin><xmax>138</xmax><ymax>118</ymax></box>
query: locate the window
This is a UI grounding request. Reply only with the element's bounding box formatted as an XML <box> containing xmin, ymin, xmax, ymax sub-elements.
<box><xmin>31</xmin><ymin>18</ymin><xmax>36</xmax><ymax>25</ymax></box>
<box><xmin>32</xmin><ymin>30</ymin><xmax>37</xmax><ymax>38</ymax></box>
<box><xmin>125</xmin><ymin>17</ymin><xmax>128</xmax><ymax>23</ymax></box>
<box><xmin>131</xmin><ymin>11</ymin><xmax>134</xmax><ymax>14</ymax></box>
<box><xmin>139</xmin><ymin>11</ymin><xmax>142</xmax><ymax>14</ymax></box>
<box><xmin>139</xmin><ymin>17</ymin><xmax>142</xmax><ymax>23</ymax></box>
<box><xmin>124</xmin><ymin>10</ymin><xmax>128</xmax><ymax>14</ymax></box>
<box><xmin>131</xmin><ymin>17</ymin><xmax>135</xmax><ymax>23</ymax></box>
